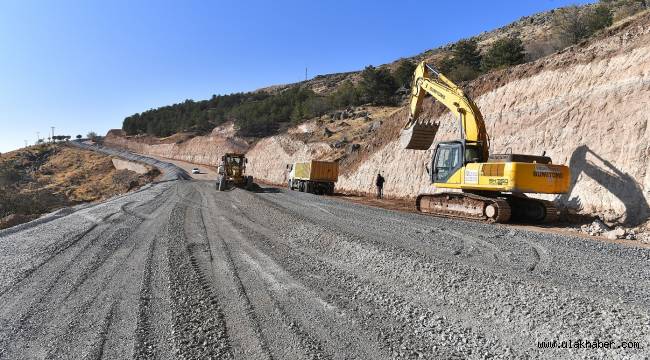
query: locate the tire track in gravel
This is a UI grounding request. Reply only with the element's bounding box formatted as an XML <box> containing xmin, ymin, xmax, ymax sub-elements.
<box><xmin>211</xmin><ymin>186</ymin><xmax>506</xmax><ymax>358</ymax></box>
<box><xmin>189</xmin><ymin>184</ymin><xmax>276</xmax><ymax>360</ymax></box>
<box><xmin>133</xmin><ymin>234</ymin><xmax>157</xmax><ymax>360</ymax></box>
<box><xmin>131</xmin><ymin>183</ymin><xmax>178</xmax><ymax>360</ymax></box>
<box><xmin>0</xmin><ymin>215</ymin><xmax>108</xmax><ymax>299</ymax></box>
<box><xmin>0</xmin><ymin>185</ymin><xmax>177</xmax><ymax>345</ymax></box>
<box><xmin>201</xmin><ymin>184</ymin><xmax>391</xmax><ymax>359</ymax></box>
<box><xmin>213</xmin><ymin>224</ymin><xmax>329</xmax><ymax>360</ymax></box>
<box><xmin>236</xmin><ymin>186</ymin><xmax>650</xmax><ymax>358</ymax></box>
<box><xmin>0</xmin><ymin>220</ymin><xmax>132</xmax><ymax>358</ymax></box>
<box><xmin>165</xmin><ymin>184</ymin><xmax>232</xmax><ymax>359</ymax></box>
<box><xmin>0</xmin><ymin>183</ymin><xmax>174</xmax><ymax>303</ymax></box>
<box><xmin>1</xmin><ymin>183</ymin><xmax>178</xmax><ymax>360</ymax></box>
<box><xmin>254</xmin><ymin>189</ymin><xmax>555</xmax><ymax>275</ymax></box>
<box><xmin>198</xmin><ymin>184</ymin><xmax>336</xmax><ymax>359</ymax></box>
<box><xmin>86</xmin><ymin>301</ymin><xmax>118</xmax><ymax>360</ymax></box>
<box><xmin>41</xmin><ymin>227</ymin><xmax>142</xmax><ymax>359</ymax></box>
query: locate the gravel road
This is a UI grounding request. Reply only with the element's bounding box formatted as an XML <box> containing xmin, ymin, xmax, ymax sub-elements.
<box><xmin>1</xmin><ymin>178</ymin><xmax>649</xmax><ymax>359</ymax></box>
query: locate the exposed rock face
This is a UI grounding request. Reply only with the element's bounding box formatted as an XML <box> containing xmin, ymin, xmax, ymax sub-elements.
<box><xmin>104</xmin><ymin>123</ymin><xmax>249</xmax><ymax>167</ymax></box>
<box><xmin>246</xmin><ymin>135</ymin><xmax>332</xmax><ymax>185</ymax></box>
<box><xmin>111</xmin><ymin>158</ymin><xmax>151</xmax><ymax>174</ymax></box>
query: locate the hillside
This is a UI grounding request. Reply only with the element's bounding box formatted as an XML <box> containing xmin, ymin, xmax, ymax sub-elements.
<box><xmin>0</xmin><ymin>144</ymin><xmax>158</xmax><ymax>229</ymax></box>
<box><xmin>106</xmin><ymin>4</ymin><xmax>650</xmax><ymax>227</ymax></box>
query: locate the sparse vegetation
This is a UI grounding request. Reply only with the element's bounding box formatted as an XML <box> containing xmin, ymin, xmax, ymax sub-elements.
<box><xmin>392</xmin><ymin>60</ymin><xmax>417</xmax><ymax>88</ymax></box>
<box><xmin>357</xmin><ymin>65</ymin><xmax>399</xmax><ymax>105</ymax></box>
<box><xmin>482</xmin><ymin>37</ymin><xmax>526</xmax><ymax>71</ymax></box>
<box><xmin>602</xmin><ymin>0</ymin><xmax>648</xmax><ymax>21</ymax></box>
<box><xmin>552</xmin><ymin>4</ymin><xmax>614</xmax><ymax>48</ymax></box>
<box><xmin>435</xmin><ymin>39</ymin><xmax>483</xmax><ymax>81</ymax></box>
<box><xmin>0</xmin><ymin>144</ymin><xmax>156</xmax><ymax>229</ymax></box>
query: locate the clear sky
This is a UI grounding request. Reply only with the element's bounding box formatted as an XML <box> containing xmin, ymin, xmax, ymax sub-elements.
<box><xmin>0</xmin><ymin>0</ymin><xmax>592</xmax><ymax>152</ymax></box>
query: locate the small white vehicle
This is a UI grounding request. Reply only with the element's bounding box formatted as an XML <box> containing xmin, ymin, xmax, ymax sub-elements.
<box><xmin>191</xmin><ymin>168</ymin><xmax>200</xmax><ymax>174</ymax></box>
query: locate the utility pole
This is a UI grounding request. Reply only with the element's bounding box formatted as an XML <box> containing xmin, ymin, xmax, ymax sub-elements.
<box><xmin>51</xmin><ymin>126</ymin><xmax>55</xmax><ymax>143</ymax></box>
<box><xmin>305</xmin><ymin>67</ymin><xmax>308</xmax><ymax>81</ymax></box>
<box><xmin>36</xmin><ymin>131</ymin><xmax>40</xmax><ymax>144</ymax></box>
<box><xmin>24</xmin><ymin>140</ymin><xmax>28</xmax><ymax>148</ymax></box>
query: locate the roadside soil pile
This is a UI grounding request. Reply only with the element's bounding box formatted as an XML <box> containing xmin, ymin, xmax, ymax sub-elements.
<box><xmin>0</xmin><ymin>144</ymin><xmax>158</xmax><ymax>229</ymax></box>
<box><xmin>106</xmin><ymin>11</ymin><xmax>650</xmax><ymax>228</ymax></box>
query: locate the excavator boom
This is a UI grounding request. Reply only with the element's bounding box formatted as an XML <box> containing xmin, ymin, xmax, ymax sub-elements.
<box><xmin>401</xmin><ymin>62</ymin><xmax>489</xmax><ymax>159</ymax></box>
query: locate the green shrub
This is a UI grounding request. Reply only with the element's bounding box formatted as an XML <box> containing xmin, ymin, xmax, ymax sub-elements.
<box><xmin>552</xmin><ymin>4</ymin><xmax>613</xmax><ymax>48</ymax></box>
<box><xmin>330</xmin><ymin>81</ymin><xmax>362</xmax><ymax>108</ymax></box>
<box><xmin>392</xmin><ymin>60</ymin><xmax>417</xmax><ymax>88</ymax></box>
<box><xmin>358</xmin><ymin>65</ymin><xmax>398</xmax><ymax>105</ymax></box>
<box><xmin>452</xmin><ymin>39</ymin><xmax>482</xmax><ymax>71</ymax></box>
<box><xmin>586</xmin><ymin>4</ymin><xmax>614</xmax><ymax>32</ymax></box>
<box><xmin>482</xmin><ymin>37</ymin><xmax>526</xmax><ymax>71</ymax></box>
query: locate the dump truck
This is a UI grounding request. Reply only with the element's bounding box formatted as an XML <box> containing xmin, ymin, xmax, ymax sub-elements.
<box><xmin>217</xmin><ymin>153</ymin><xmax>253</xmax><ymax>191</ymax></box>
<box><xmin>287</xmin><ymin>160</ymin><xmax>338</xmax><ymax>195</ymax></box>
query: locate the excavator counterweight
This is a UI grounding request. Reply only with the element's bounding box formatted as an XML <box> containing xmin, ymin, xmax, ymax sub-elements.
<box><xmin>401</xmin><ymin>62</ymin><xmax>570</xmax><ymax>223</ymax></box>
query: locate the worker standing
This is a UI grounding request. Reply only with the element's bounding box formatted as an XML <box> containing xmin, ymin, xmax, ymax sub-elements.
<box><xmin>375</xmin><ymin>173</ymin><xmax>385</xmax><ymax>199</ymax></box>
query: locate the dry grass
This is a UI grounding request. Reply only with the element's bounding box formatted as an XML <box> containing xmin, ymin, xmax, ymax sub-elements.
<box><xmin>0</xmin><ymin>144</ymin><xmax>157</xmax><ymax>229</ymax></box>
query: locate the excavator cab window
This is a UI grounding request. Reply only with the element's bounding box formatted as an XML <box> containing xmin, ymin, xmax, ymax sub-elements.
<box><xmin>464</xmin><ymin>145</ymin><xmax>482</xmax><ymax>163</ymax></box>
<box><xmin>432</xmin><ymin>142</ymin><xmax>462</xmax><ymax>183</ymax></box>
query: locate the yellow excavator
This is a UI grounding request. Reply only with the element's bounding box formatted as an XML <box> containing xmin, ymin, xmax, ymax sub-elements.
<box><xmin>400</xmin><ymin>62</ymin><xmax>570</xmax><ymax>223</ymax></box>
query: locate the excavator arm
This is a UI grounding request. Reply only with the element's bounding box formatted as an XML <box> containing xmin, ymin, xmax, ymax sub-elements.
<box><xmin>401</xmin><ymin>62</ymin><xmax>490</xmax><ymax>161</ymax></box>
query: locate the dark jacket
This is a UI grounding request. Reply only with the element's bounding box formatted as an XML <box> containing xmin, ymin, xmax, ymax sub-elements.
<box><xmin>375</xmin><ymin>174</ymin><xmax>385</xmax><ymax>187</ymax></box>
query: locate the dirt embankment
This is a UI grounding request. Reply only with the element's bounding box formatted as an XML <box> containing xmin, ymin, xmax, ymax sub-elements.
<box><xmin>0</xmin><ymin>144</ymin><xmax>158</xmax><ymax>229</ymax></box>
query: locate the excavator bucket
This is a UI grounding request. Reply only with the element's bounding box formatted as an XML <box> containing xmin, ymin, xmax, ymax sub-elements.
<box><xmin>400</xmin><ymin>122</ymin><xmax>439</xmax><ymax>150</ymax></box>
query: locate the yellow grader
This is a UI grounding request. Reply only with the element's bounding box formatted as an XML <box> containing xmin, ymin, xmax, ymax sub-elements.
<box><xmin>216</xmin><ymin>153</ymin><xmax>254</xmax><ymax>191</ymax></box>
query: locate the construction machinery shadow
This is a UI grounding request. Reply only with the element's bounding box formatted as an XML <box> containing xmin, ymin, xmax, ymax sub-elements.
<box><xmin>559</xmin><ymin>145</ymin><xmax>649</xmax><ymax>226</ymax></box>
<box><xmin>248</xmin><ymin>184</ymin><xmax>284</xmax><ymax>194</ymax></box>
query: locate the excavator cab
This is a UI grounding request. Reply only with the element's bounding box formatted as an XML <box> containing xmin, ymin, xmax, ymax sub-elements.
<box><xmin>431</xmin><ymin>142</ymin><xmax>484</xmax><ymax>183</ymax></box>
<box><xmin>432</xmin><ymin>142</ymin><xmax>462</xmax><ymax>182</ymax></box>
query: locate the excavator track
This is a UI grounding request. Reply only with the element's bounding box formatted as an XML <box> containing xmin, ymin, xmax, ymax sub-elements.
<box><xmin>505</xmin><ymin>195</ymin><xmax>559</xmax><ymax>224</ymax></box>
<box><xmin>416</xmin><ymin>192</ymin><xmax>512</xmax><ymax>223</ymax></box>
<box><xmin>416</xmin><ymin>193</ymin><xmax>559</xmax><ymax>224</ymax></box>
